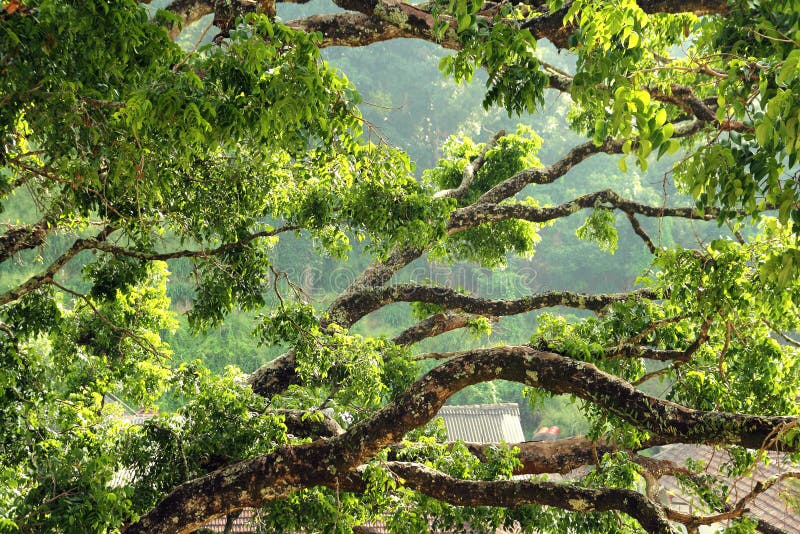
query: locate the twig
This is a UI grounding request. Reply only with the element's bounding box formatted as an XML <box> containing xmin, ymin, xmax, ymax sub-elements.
<box><xmin>173</xmin><ymin>20</ymin><xmax>214</xmax><ymax>71</ymax></box>
<box><xmin>434</xmin><ymin>130</ymin><xmax>506</xmax><ymax>200</ymax></box>
<box><xmin>50</xmin><ymin>280</ymin><xmax>164</xmax><ymax>358</ymax></box>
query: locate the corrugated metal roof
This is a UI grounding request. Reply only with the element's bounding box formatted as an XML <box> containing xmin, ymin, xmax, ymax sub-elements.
<box><xmin>653</xmin><ymin>444</ymin><xmax>800</xmax><ymax>531</ymax></box>
<box><xmin>437</xmin><ymin>403</ymin><xmax>525</xmax><ymax>443</ymax></box>
<box><xmin>200</xmin><ymin>509</ymin><xmax>258</xmax><ymax>533</ymax></box>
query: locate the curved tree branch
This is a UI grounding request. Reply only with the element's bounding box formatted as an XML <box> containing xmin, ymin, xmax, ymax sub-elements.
<box><xmin>89</xmin><ymin>225</ymin><xmax>299</xmax><ymax>261</ymax></box>
<box><xmin>0</xmin><ymin>226</ymin><xmax>115</xmax><ymax>307</ymax></box>
<box><xmin>326</xmin><ymin>284</ymin><xmax>658</xmax><ymax>328</ymax></box>
<box><xmin>392</xmin><ymin>311</ymin><xmax>478</xmax><ymax>346</ymax></box>
<box><xmin>434</xmin><ymin>130</ymin><xmax>506</xmax><ymax>200</ymax></box>
<box><xmin>343</xmin><ymin>462</ymin><xmax>678</xmax><ymax>534</ymax></box>
<box><xmin>449</xmin><ymin>188</ymin><xmax>714</xmax><ymax>233</ymax></box>
<box><xmin>129</xmin><ymin>345</ymin><xmax>798</xmax><ymax>533</ymax></box>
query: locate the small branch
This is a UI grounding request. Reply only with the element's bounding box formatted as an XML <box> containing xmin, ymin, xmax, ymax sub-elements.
<box><xmin>763</xmin><ymin>318</ymin><xmax>800</xmax><ymax>348</ymax></box>
<box><xmin>50</xmin><ymin>280</ymin><xmax>164</xmax><ymax>358</ymax></box>
<box><xmin>173</xmin><ymin>19</ymin><xmax>214</xmax><ymax>71</ymax></box>
<box><xmin>625</xmin><ymin>212</ymin><xmax>657</xmax><ymax>253</ymax></box>
<box><xmin>629</xmin><ymin>314</ymin><xmax>691</xmax><ymax>345</ymax></box>
<box><xmin>0</xmin><ymin>226</ymin><xmax>115</xmax><ymax>307</ymax></box>
<box><xmin>632</xmin><ymin>366</ymin><xmax>673</xmax><ymax>386</ymax></box>
<box><xmin>392</xmin><ymin>312</ymin><xmax>480</xmax><ymax>347</ymax></box>
<box><xmin>433</xmin><ymin>130</ymin><xmax>506</xmax><ymax>200</ymax></box>
<box><xmin>91</xmin><ymin>225</ymin><xmax>299</xmax><ymax>261</ymax></box>
<box><xmin>606</xmin><ymin>316</ymin><xmax>712</xmax><ymax>362</ymax></box>
<box><xmin>666</xmin><ymin>471</ymin><xmax>800</xmax><ymax>528</ymax></box>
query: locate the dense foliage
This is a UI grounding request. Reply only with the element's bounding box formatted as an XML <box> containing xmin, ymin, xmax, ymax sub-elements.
<box><xmin>3</xmin><ymin>0</ymin><xmax>800</xmax><ymax>533</ymax></box>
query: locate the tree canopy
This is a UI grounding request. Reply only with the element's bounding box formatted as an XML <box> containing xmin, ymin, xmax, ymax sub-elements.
<box><xmin>3</xmin><ymin>0</ymin><xmax>800</xmax><ymax>532</ymax></box>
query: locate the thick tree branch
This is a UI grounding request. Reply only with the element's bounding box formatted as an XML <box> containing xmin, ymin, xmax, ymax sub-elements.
<box><xmin>277</xmin><ymin>409</ymin><xmax>344</xmax><ymax>439</ymax></box>
<box><xmin>247</xmin><ymin>349</ymin><xmax>301</xmax><ymax>399</ymax></box>
<box><xmin>327</xmin><ymin>284</ymin><xmax>658</xmax><ymax>328</ymax></box>
<box><xmin>449</xmin><ymin>188</ymin><xmax>714</xmax><ymax>234</ymax></box>
<box><xmin>0</xmin><ymin>226</ymin><xmax>115</xmax><ymax>307</ymax></box>
<box><xmin>278</xmin><ymin>0</ymin><xmax>726</xmax><ymax>51</ymax></box>
<box><xmin>163</xmin><ymin>0</ymin><xmax>214</xmax><ymax>39</ymax></box>
<box><xmin>461</xmin><ymin>436</ymin><xmax>624</xmax><ymax>476</ymax></box>
<box><xmin>346</xmin><ymin>462</ymin><xmax>678</xmax><ymax>534</ymax></box>
<box><xmin>286</xmin><ymin>12</ymin><xmax>444</xmax><ymax>48</ymax></box>
<box><xmin>130</xmin><ymin>344</ymin><xmax>798</xmax><ymax>533</ymax></box>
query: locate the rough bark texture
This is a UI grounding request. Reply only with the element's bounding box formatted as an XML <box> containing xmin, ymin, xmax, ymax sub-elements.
<box><xmin>127</xmin><ymin>346</ymin><xmax>799</xmax><ymax>533</ymax></box>
<box><xmin>0</xmin><ymin>226</ymin><xmax>115</xmax><ymax>306</ymax></box>
<box><xmin>113</xmin><ymin>2</ymin><xmax>790</xmax><ymax>532</ymax></box>
<box><xmin>392</xmin><ymin>312</ymin><xmax>473</xmax><ymax>346</ymax></box>
<box><xmin>328</xmin><ymin>285</ymin><xmax>658</xmax><ymax>329</ymax></box>
<box><xmin>345</xmin><ymin>462</ymin><xmax>678</xmax><ymax>534</ymax></box>
<box><xmin>450</xmin><ymin>189</ymin><xmax>714</xmax><ymax>233</ymax></box>
<box><xmin>162</xmin><ymin>0</ymin><xmax>729</xmax><ymax>50</ymax></box>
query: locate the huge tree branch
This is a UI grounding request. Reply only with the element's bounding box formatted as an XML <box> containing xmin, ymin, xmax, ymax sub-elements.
<box><xmin>129</xmin><ymin>344</ymin><xmax>798</xmax><ymax>533</ymax></box>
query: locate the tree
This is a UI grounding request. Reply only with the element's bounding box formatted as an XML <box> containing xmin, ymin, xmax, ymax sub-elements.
<box><xmin>3</xmin><ymin>0</ymin><xmax>800</xmax><ymax>532</ymax></box>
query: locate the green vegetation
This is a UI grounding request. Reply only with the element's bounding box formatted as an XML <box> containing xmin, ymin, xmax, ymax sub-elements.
<box><xmin>3</xmin><ymin>1</ymin><xmax>800</xmax><ymax>533</ymax></box>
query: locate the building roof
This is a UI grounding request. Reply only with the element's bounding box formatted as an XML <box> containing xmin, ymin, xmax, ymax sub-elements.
<box><xmin>652</xmin><ymin>444</ymin><xmax>800</xmax><ymax>532</ymax></box>
<box><xmin>437</xmin><ymin>403</ymin><xmax>526</xmax><ymax>444</ymax></box>
<box><xmin>200</xmin><ymin>509</ymin><xmax>258</xmax><ymax>533</ymax></box>
<box><xmin>199</xmin><ymin>403</ymin><xmax>527</xmax><ymax>533</ymax></box>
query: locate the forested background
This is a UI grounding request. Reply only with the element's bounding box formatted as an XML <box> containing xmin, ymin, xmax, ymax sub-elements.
<box><xmin>0</xmin><ymin>0</ymin><xmax>727</xmax><ymax>439</ymax></box>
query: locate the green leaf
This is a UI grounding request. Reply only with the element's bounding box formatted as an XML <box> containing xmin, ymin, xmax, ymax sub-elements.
<box><xmin>654</xmin><ymin>108</ymin><xmax>667</xmax><ymax>127</ymax></box>
<box><xmin>458</xmin><ymin>13</ymin><xmax>472</xmax><ymax>33</ymax></box>
<box><xmin>756</xmin><ymin>122</ymin><xmax>772</xmax><ymax>147</ymax></box>
<box><xmin>778</xmin><ymin>49</ymin><xmax>800</xmax><ymax>86</ymax></box>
